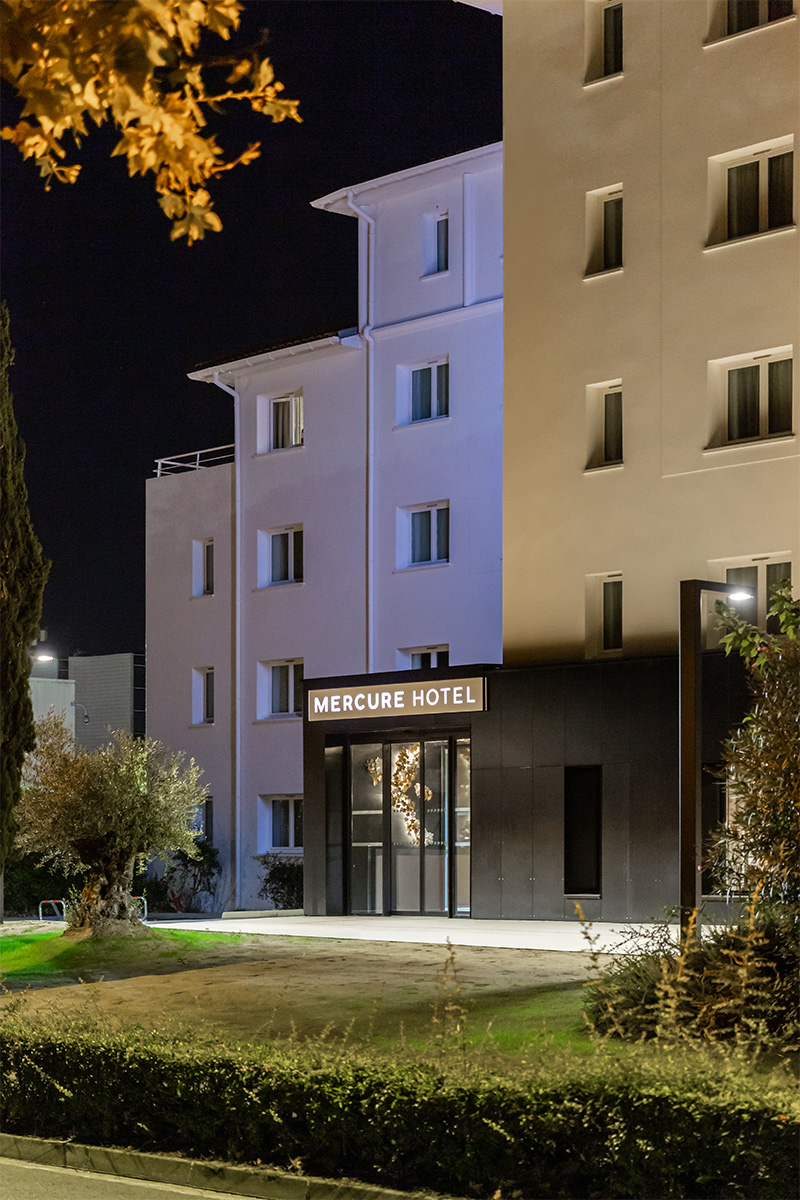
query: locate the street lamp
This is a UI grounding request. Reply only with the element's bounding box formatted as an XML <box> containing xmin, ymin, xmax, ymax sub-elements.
<box><xmin>678</xmin><ymin>579</ymin><xmax>751</xmax><ymax>939</ymax></box>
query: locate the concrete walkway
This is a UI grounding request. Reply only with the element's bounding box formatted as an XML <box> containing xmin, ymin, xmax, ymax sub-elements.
<box><xmin>148</xmin><ymin>912</ymin><xmax>672</xmax><ymax>953</ymax></box>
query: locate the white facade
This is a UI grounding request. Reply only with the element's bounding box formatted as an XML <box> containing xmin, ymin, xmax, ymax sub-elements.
<box><xmin>146</xmin><ymin>145</ymin><xmax>503</xmax><ymax>907</ymax></box>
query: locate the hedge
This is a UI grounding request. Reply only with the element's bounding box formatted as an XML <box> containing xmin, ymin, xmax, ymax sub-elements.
<box><xmin>1</xmin><ymin>1026</ymin><xmax>797</xmax><ymax>1199</ymax></box>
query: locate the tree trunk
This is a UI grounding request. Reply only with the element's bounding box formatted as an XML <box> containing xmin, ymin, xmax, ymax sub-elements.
<box><xmin>71</xmin><ymin>855</ymin><xmax>141</xmax><ymax>931</ymax></box>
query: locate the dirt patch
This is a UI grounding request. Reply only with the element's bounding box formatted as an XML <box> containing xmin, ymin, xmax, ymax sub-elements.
<box><xmin>0</xmin><ymin>927</ymin><xmax>609</xmax><ymax>1044</ymax></box>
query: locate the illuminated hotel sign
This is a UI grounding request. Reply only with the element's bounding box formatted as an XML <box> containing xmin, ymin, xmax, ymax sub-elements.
<box><xmin>308</xmin><ymin>677</ymin><xmax>486</xmax><ymax>722</ymax></box>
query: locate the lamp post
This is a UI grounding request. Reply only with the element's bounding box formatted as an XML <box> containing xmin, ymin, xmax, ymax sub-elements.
<box><xmin>678</xmin><ymin>579</ymin><xmax>751</xmax><ymax>939</ymax></box>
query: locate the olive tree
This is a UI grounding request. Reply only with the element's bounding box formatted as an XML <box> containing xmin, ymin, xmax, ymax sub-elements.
<box><xmin>18</xmin><ymin>715</ymin><xmax>206</xmax><ymax>931</ymax></box>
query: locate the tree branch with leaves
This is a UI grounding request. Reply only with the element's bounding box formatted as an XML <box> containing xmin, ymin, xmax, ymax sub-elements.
<box><xmin>709</xmin><ymin>580</ymin><xmax>800</xmax><ymax>913</ymax></box>
<box><xmin>1</xmin><ymin>0</ymin><xmax>300</xmax><ymax>243</ymax></box>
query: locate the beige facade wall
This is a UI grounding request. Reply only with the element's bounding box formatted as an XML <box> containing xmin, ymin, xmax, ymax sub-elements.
<box><xmin>503</xmin><ymin>0</ymin><xmax>799</xmax><ymax>662</ymax></box>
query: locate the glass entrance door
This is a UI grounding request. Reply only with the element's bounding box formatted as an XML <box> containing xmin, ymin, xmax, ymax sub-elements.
<box><xmin>349</xmin><ymin>736</ymin><xmax>470</xmax><ymax>916</ymax></box>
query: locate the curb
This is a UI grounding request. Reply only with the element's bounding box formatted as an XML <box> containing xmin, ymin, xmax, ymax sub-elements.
<box><xmin>0</xmin><ymin>1133</ymin><xmax>467</xmax><ymax>1200</ymax></box>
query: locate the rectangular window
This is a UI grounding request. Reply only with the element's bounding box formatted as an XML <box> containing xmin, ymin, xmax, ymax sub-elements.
<box><xmin>411</xmin><ymin>361</ymin><xmax>449</xmax><ymax>422</ymax></box>
<box><xmin>724</xmin><ymin>559</ymin><xmax>792</xmax><ymax>631</ymax></box>
<box><xmin>261</xmin><ymin>794</ymin><xmax>303</xmax><ymax>851</ymax></box>
<box><xmin>726</xmin><ymin>354</ymin><xmax>793</xmax><ymax>442</ymax></box>
<box><xmin>602</xmin><ymin>578</ymin><xmax>623</xmax><ymax>651</ymax></box>
<box><xmin>411</xmin><ymin>505</ymin><xmax>449</xmax><ymax>564</ymax></box>
<box><xmin>603</xmin><ymin>3</ymin><xmax>623</xmax><ymax>74</ymax></box>
<box><xmin>727</xmin><ymin>149</ymin><xmax>793</xmax><ymax>240</ymax></box>
<box><xmin>192</xmin><ymin>667</ymin><xmax>215</xmax><ymax>724</ymax></box>
<box><xmin>192</xmin><ymin>539</ymin><xmax>215</xmax><ymax>597</ymax></box>
<box><xmin>564</xmin><ymin>766</ymin><xmax>602</xmax><ymax>895</ymax></box>
<box><xmin>603</xmin><ymin>390</ymin><xmax>623</xmax><ymax>463</ymax></box>
<box><xmin>586</xmin><ymin>186</ymin><xmax>623</xmax><ymax>275</ymax></box>
<box><xmin>401</xmin><ymin>646</ymin><xmax>450</xmax><ymax>669</ymax></box>
<box><xmin>269</xmin><ymin>527</ymin><xmax>303</xmax><ymax>584</ymax></box>
<box><xmin>727</xmin><ymin>0</ymin><xmax>793</xmax><ymax>34</ymax></box>
<box><xmin>271</xmin><ymin>393</ymin><xmax>304</xmax><ymax>450</ymax></box>
<box><xmin>267</xmin><ymin>660</ymin><xmax>304</xmax><ymax>716</ymax></box>
<box><xmin>423</xmin><ymin>211</ymin><xmax>450</xmax><ymax>276</ymax></box>
<box><xmin>603</xmin><ymin>196</ymin><xmax>623</xmax><ymax>270</ymax></box>
<box><xmin>436</xmin><ymin>216</ymin><xmax>449</xmax><ymax>272</ymax></box>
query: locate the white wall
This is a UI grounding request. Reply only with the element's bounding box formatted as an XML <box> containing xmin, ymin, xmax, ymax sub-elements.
<box><xmin>503</xmin><ymin>0</ymin><xmax>799</xmax><ymax>662</ymax></box>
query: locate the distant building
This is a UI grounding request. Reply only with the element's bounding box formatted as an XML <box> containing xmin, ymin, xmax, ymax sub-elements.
<box><xmin>146</xmin><ymin>144</ymin><xmax>504</xmax><ymax>907</ymax></box>
<box><xmin>68</xmin><ymin>654</ymin><xmax>145</xmax><ymax>751</ymax></box>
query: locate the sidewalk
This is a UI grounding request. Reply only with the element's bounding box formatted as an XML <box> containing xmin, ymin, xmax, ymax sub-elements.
<box><xmin>148</xmin><ymin>912</ymin><xmax>672</xmax><ymax>952</ymax></box>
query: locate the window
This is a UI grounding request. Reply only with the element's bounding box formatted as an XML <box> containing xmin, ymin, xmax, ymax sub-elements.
<box><xmin>603</xmin><ymin>3</ymin><xmax>623</xmax><ymax>74</ymax></box>
<box><xmin>727</xmin><ymin>0</ymin><xmax>793</xmax><ymax>34</ymax></box>
<box><xmin>192</xmin><ymin>539</ymin><xmax>214</xmax><ymax>596</ymax></box>
<box><xmin>586</xmin><ymin>186</ymin><xmax>623</xmax><ymax>275</ymax></box>
<box><xmin>602</xmin><ymin>578</ymin><xmax>623</xmax><ymax>651</ymax></box>
<box><xmin>423</xmin><ymin>211</ymin><xmax>449</xmax><ymax>275</ymax></box>
<box><xmin>260</xmin><ymin>796</ymin><xmax>303</xmax><ymax>854</ymax></box>
<box><xmin>708</xmin><ymin>139</ymin><xmax>794</xmax><ymax>244</ymax></box>
<box><xmin>586</xmin><ymin>381</ymin><xmax>623</xmax><ymax>468</ymax></box>
<box><xmin>258</xmin><ymin>526</ymin><xmax>303</xmax><ymax>586</ymax></box>
<box><xmin>585</xmin><ymin>1</ymin><xmax>623</xmax><ymax>83</ymax></box>
<box><xmin>564</xmin><ymin>766</ymin><xmax>602</xmax><ymax>895</ymax></box>
<box><xmin>257</xmin><ymin>391</ymin><xmax>303</xmax><ymax>453</ymax></box>
<box><xmin>257</xmin><ymin>659</ymin><xmax>304</xmax><ymax>718</ymax></box>
<box><xmin>194</xmin><ymin>798</ymin><xmax>214</xmax><ymax>844</ymax></box>
<box><xmin>192</xmin><ymin>667</ymin><xmax>215</xmax><ymax>724</ymax></box>
<box><xmin>408</xmin><ymin>503</ymin><xmax>449</xmax><ymax>566</ymax></box>
<box><xmin>399</xmin><ymin>646</ymin><xmax>450</xmax><ymax>669</ymax></box>
<box><xmin>411</xmin><ymin>361</ymin><xmax>449</xmax><ymax>422</ymax></box>
<box><xmin>723</xmin><ymin>558</ymin><xmax>792</xmax><ymax>631</ymax></box>
<box><xmin>726</xmin><ymin>352</ymin><xmax>793</xmax><ymax>442</ymax></box>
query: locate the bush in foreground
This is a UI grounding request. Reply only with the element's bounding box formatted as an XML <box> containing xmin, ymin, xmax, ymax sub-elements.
<box><xmin>1</xmin><ymin>1011</ymin><xmax>797</xmax><ymax>1200</ymax></box>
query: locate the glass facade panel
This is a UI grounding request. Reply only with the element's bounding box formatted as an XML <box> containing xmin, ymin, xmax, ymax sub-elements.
<box><xmin>350</xmin><ymin>743</ymin><xmax>384</xmax><ymax>914</ymax></box>
<box><xmin>455</xmin><ymin>738</ymin><xmax>471</xmax><ymax>915</ymax></box>
<box><xmin>390</xmin><ymin>742</ymin><xmax>422</xmax><ymax>912</ymax></box>
<box><xmin>423</xmin><ymin>741</ymin><xmax>449</xmax><ymax>914</ymax></box>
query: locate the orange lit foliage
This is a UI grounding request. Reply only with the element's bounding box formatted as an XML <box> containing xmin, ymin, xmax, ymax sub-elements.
<box><xmin>1</xmin><ymin>0</ymin><xmax>300</xmax><ymax>242</ymax></box>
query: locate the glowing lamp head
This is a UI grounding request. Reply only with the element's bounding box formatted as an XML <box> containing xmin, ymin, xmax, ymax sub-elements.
<box><xmin>35</xmin><ymin>653</ymin><xmax>55</xmax><ymax>662</ymax></box>
<box><xmin>727</xmin><ymin>590</ymin><xmax>753</xmax><ymax>603</ymax></box>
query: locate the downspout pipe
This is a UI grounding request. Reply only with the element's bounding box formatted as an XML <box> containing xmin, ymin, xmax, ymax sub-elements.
<box><xmin>344</xmin><ymin>191</ymin><xmax>376</xmax><ymax>674</ymax></box>
<box><xmin>213</xmin><ymin>370</ymin><xmax>243</xmax><ymax>909</ymax></box>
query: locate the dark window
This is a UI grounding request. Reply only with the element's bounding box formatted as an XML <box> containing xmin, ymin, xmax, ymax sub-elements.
<box><xmin>293</xmin><ymin>663</ymin><xmax>304</xmax><ymax>716</ymax></box>
<box><xmin>602</xmin><ymin>579</ymin><xmax>623</xmax><ymax>651</ymax></box>
<box><xmin>603</xmin><ymin>196</ymin><xmax>623</xmax><ymax>269</ymax></box>
<box><xmin>727</xmin><ymin>363</ymin><xmax>760</xmax><ymax>440</ymax></box>
<box><xmin>203</xmin><ymin>669</ymin><xmax>215</xmax><ymax>723</ymax></box>
<box><xmin>437</xmin><ymin>649</ymin><xmax>449</xmax><ymax>667</ymax></box>
<box><xmin>436</xmin><ymin>217</ymin><xmax>449</xmax><ymax>272</ymax></box>
<box><xmin>768</xmin><ymin>358</ymin><xmax>793</xmax><ymax>434</ymax></box>
<box><xmin>564</xmin><ymin>766</ymin><xmax>602</xmax><ymax>894</ymax></box>
<box><xmin>727</xmin><ymin>160</ymin><xmax>759</xmax><ymax>239</ymax></box>
<box><xmin>768</xmin><ymin>0</ymin><xmax>793</xmax><ymax>17</ymax></box>
<box><xmin>203</xmin><ymin>540</ymin><xmax>214</xmax><ymax>595</ymax></box>
<box><xmin>603</xmin><ymin>391</ymin><xmax>623</xmax><ymax>463</ymax></box>
<box><xmin>603</xmin><ymin>4</ymin><xmax>623</xmax><ymax>75</ymax></box>
<box><xmin>727</xmin><ymin>0</ymin><xmax>760</xmax><ymax>32</ymax></box>
<box><xmin>766</xmin><ymin>561</ymin><xmax>792</xmax><ymax>633</ymax></box>
<box><xmin>768</xmin><ymin>151</ymin><xmax>794</xmax><ymax>230</ymax></box>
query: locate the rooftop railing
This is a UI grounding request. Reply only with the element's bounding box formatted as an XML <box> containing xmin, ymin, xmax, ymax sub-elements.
<box><xmin>154</xmin><ymin>444</ymin><xmax>235</xmax><ymax>476</ymax></box>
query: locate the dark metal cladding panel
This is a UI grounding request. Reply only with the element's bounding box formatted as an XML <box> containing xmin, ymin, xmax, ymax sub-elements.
<box><xmin>564</xmin><ymin>664</ymin><xmax>603</xmax><ymax>763</ymax></box>
<box><xmin>302</xmin><ymin>722</ymin><xmax>329</xmax><ymax>915</ymax></box>
<box><xmin>702</xmin><ymin>652</ymin><xmax>748</xmax><ymax>758</ymax></box>
<box><xmin>324</xmin><ymin>745</ymin><xmax>345</xmax><ymax>916</ymax></box>
<box><xmin>600</xmin><ymin>661</ymin><xmax>634</xmax><ymax>762</ymax></box>
<box><xmin>531</xmin><ymin>765</ymin><xmax>565</xmax><ymax>918</ymax></box>
<box><xmin>628</xmin><ymin>759</ymin><xmax>679</xmax><ymax>921</ymax></box>
<box><xmin>531</xmin><ymin>668</ymin><xmax>565</xmax><ymax>766</ymax></box>
<box><xmin>600</xmin><ymin>761</ymin><xmax>631</xmax><ymax>920</ymax></box>
<box><xmin>471</xmin><ymin>766</ymin><xmax>503</xmax><ymax>918</ymax></box>
<box><xmin>499</xmin><ymin>673</ymin><xmax>533</xmax><ymax>768</ymax></box>
<box><xmin>499</xmin><ymin>767</ymin><xmax>534</xmax><ymax>918</ymax></box>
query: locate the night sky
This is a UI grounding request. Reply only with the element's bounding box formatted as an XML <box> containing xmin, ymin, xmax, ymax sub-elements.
<box><xmin>2</xmin><ymin>0</ymin><xmax>502</xmax><ymax>658</ymax></box>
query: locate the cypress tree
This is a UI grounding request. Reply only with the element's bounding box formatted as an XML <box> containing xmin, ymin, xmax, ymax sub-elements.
<box><xmin>0</xmin><ymin>302</ymin><xmax>50</xmax><ymax>894</ymax></box>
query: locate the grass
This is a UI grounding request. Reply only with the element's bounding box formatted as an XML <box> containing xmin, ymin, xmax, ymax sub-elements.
<box><xmin>0</xmin><ymin>927</ymin><xmax>595</xmax><ymax>1065</ymax></box>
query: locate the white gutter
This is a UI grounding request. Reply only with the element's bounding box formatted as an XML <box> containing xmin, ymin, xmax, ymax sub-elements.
<box><xmin>345</xmin><ymin>190</ymin><xmax>376</xmax><ymax>674</ymax></box>
<box><xmin>212</xmin><ymin>370</ymin><xmax>244</xmax><ymax>909</ymax></box>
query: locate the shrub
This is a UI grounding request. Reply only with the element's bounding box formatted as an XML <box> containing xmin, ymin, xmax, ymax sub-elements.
<box><xmin>255</xmin><ymin>853</ymin><xmax>303</xmax><ymax>909</ymax></box>
<box><xmin>583</xmin><ymin>903</ymin><xmax>799</xmax><ymax>1050</ymax></box>
<box><xmin>1</xmin><ymin>1013</ymin><xmax>797</xmax><ymax>1199</ymax></box>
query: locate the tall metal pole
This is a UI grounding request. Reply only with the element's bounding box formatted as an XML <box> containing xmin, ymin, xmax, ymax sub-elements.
<box><xmin>678</xmin><ymin>579</ymin><xmax>737</xmax><ymax>940</ymax></box>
